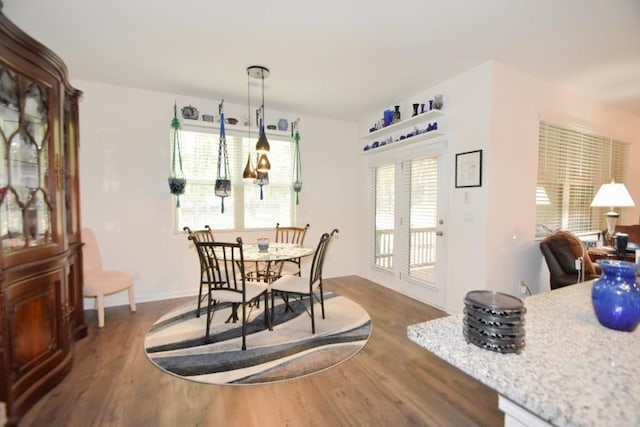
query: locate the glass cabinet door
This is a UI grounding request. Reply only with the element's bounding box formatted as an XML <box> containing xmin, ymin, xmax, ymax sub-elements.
<box><xmin>0</xmin><ymin>61</ymin><xmax>53</xmax><ymax>251</ymax></box>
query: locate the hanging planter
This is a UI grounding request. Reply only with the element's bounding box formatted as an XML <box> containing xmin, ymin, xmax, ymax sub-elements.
<box><xmin>168</xmin><ymin>102</ymin><xmax>186</xmax><ymax>207</ymax></box>
<box><xmin>215</xmin><ymin>101</ymin><xmax>231</xmax><ymax>213</ymax></box>
<box><xmin>254</xmin><ymin>172</ymin><xmax>269</xmax><ymax>201</ymax></box>
<box><xmin>292</xmin><ymin>120</ymin><xmax>303</xmax><ymax>205</ymax></box>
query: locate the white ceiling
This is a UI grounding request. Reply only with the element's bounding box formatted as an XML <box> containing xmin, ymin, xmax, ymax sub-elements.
<box><xmin>3</xmin><ymin>0</ymin><xmax>640</xmax><ymax>121</ymax></box>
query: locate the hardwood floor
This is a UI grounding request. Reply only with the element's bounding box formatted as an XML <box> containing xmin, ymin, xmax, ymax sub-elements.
<box><xmin>20</xmin><ymin>276</ymin><xmax>502</xmax><ymax>427</ymax></box>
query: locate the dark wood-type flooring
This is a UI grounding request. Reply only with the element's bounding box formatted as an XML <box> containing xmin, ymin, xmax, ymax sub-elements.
<box><xmin>20</xmin><ymin>275</ymin><xmax>502</xmax><ymax>427</ymax></box>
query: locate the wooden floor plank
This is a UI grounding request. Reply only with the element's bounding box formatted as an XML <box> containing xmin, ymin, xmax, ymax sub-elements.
<box><xmin>19</xmin><ymin>275</ymin><xmax>502</xmax><ymax>427</ymax></box>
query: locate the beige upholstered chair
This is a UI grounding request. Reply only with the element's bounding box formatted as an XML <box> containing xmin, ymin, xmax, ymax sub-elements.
<box><xmin>82</xmin><ymin>228</ymin><xmax>136</xmax><ymax>328</ymax></box>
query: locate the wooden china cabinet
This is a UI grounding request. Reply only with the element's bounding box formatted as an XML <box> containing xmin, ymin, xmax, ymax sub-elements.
<box><xmin>0</xmin><ymin>4</ymin><xmax>86</xmax><ymax>426</ymax></box>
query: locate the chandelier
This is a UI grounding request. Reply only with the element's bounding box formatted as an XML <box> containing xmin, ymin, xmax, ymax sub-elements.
<box><xmin>243</xmin><ymin>65</ymin><xmax>271</xmax><ymax>200</ymax></box>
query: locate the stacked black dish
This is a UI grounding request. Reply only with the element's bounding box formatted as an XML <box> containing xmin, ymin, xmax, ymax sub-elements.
<box><xmin>463</xmin><ymin>290</ymin><xmax>526</xmax><ymax>354</ymax></box>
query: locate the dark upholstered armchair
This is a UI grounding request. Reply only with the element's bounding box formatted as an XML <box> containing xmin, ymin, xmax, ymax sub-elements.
<box><xmin>540</xmin><ymin>231</ymin><xmax>601</xmax><ymax>290</ymax></box>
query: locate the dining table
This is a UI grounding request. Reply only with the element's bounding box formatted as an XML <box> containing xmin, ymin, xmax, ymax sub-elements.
<box><xmin>241</xmin><ymin>242</ymin><xmax>315</xmax><ymax>283</ymax></box>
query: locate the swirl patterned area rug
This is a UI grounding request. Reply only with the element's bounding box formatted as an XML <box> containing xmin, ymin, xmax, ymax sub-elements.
<box><xmin>144</xmin><ymin>292</ymin><xmax>372</xmax><ymax>385</ymax></box>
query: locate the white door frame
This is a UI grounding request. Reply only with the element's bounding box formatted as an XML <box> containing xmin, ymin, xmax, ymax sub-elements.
<box><xmin>365</xmin><ymin>139</ymin><xmax>448</xmax><ymax>309</ymax></box>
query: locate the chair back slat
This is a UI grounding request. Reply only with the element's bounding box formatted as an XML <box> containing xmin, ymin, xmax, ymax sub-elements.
<box><xmin>275</xmin><ymin>223</ymin><xmax>309</xmax><ymax>245</ymax></box>
<box><xmin>309</xmin><ymin>229</ymin><xmax>339</xmax><ymax>286</ymax></box>
<box><xmin>194</xmin><ymin>238</ymin><xmax>246</xmax><ymax>297</ymax></box>
<box><xmin>184</xmin><ymin>225</ymin><xmax>215</xmax><ymax>243</ymax></box>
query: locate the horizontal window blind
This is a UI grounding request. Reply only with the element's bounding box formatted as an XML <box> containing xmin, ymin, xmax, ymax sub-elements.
<box><xmin>536</xmin><ymin>121</ymin><xmax>631</xmax><ymax>236</ymax></box>
<box><xmin>372</xmin><ymin>164</ymin><xmax>394</xmax><ymax>270</ymax></box>
<box><xmin>404</xmin><ymin>156</ymin><xmax>438</xmax><ymax>283</ymax></box>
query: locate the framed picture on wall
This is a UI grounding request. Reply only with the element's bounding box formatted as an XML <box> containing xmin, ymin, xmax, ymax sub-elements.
<box><xmin>455</xmin><ymin>150</ymin><xmax>483</xmax><ymax>188</ymax></box>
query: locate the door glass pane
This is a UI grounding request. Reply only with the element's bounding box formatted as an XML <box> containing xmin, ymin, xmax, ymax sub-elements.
<box><xmin>0</xmin><ymin>62</ymin><xmax>52</xmax><ymax>250</ymax></box>
<box><xmin>374</xmin><ymin>164</ymin><xmax>394</xmax><ymax>270</ymax></box>
<box><xmin>408</xmin><ymin>156</ymin><xmax>438</xmax><ymax>283</ymax></box>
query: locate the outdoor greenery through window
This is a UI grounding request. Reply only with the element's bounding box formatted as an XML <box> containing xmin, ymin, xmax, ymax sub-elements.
<box><xmin>536</xmin><ymin>120</ymin><xmax>630</xmax><ymax>237</ymax></box>
<box><xmin>174</xmin><ymin>127</ymin><xmax>294</xmax><ymax>232</ymax></box>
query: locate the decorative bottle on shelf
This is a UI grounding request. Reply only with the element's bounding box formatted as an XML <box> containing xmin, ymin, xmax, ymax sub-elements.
<box><xmin>433</xmin><ymin>94</ymin><xmax>444</xmax><ymax>110</ymax></box>
<box><xmin>591</xmin><ymin>260</ymin><xmax>640</xmax><ymax>332</ymax></box>
<box><xmin>393</xmin><ymin>105</ymin><xmax>401</xmax><ymax>124</ymax></box>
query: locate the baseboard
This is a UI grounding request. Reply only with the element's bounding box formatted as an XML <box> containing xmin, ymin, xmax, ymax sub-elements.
<box><xmin>84</xmin><ymin>273</ymin><xmax>352</xmax><ymax>310</ymax></box>
<box><xmin>83</xmin><ymin>288</ymin><xmax>198</xmax><ymax>309</ymax></box>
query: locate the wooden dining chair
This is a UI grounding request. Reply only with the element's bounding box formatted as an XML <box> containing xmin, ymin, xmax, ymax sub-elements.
<box><xmin>184</xmin><ymin>225</ymin><xmax>215</xmax><ymax>316</ymax></box>
<box><xmin>270</xmin><ymin>229</ymin><xmax>338</xmax><ymax>334</ymax></box>
<box><xmin>184</xmin><ymin>225</ymin><xmax>214</xmax><ymax>244</ymax></box>
<box><xmin>274</xmin><ymin>223</ymin><xmax>310</xmax><ymax>276</ymax></box>
<box><xmin>194</xmin><ymin>238</ymin><xmax>271</xmax><ymax>349</ymax></box>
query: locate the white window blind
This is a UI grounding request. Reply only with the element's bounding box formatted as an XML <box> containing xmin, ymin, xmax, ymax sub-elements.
<box><xmin>175</xmin><ymin>128</ymin><xmax>294</xmax><ymax>232</ymax></box>
<box><xmin>372</xmin><ymin>164</ymin><xmax>395</xmax><ymax>270</ymax></box>
<box><xmin>536</xmin><ymin>121</ymin><xmax>630</xmax><ymax>236</ymax></box>
<box><xmin>404</xmin><ymin>156</ymin><xmax>438</xmax><ymax>283</ymax></box>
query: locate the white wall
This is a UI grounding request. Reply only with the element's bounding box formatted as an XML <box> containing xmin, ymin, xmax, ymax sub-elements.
<box><xmin>487</xmin><ymin>62</ymin><xmax>640</xmax><ymax>296</ymax></box>
<box><xmin>358</xmin><ymin>61</ymin><xmax>640</xmax><ymax>314</ymax></box>
<box><xmin>357</xmin><ymin>63</ymin><xmax>493</xmax><ymax>311</ymax></box>
<box><xmin>75</xmin><ymin>80</ymin><xmax>361</xmax><ymax>307</ymax></box>
<box><xmin>76</xmin><ymin>60</ymin><xmax>640</xmax><ymax>313</ymax></box>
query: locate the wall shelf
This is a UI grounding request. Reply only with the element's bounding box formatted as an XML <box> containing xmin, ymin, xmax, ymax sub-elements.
<box><xmin>362</xmin><ymin>109</ymin><xmax>444</xmax><ymax>140</ymax></box>
<box><xmin>361</xmin><ymin>108</ymin><xmax>445</xmax><ymax>154</ymax></box>
<box><xmin>362</xmin><ymin>130</ymin><xmax>445</xmax><ymax>154</ymax></box>
<box><xmin>182</xmin><ymin>118</ymin><xmax>292</xmax><ymax>138</ymax></box>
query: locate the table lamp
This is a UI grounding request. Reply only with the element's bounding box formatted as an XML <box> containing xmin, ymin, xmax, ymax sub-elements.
<box><xmin>590</xmin><ymin>181</ymin><xmax>635</xmax><ymax>238</ymax></box>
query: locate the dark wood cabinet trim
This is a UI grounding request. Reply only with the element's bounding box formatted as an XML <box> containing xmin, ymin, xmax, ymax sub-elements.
<box><xmin>0</xmin><ymin>4</ymin><xmax>86</xmax><ymax>425</ymax></box>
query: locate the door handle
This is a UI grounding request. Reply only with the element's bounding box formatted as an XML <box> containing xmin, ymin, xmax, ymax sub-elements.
<box><xmin>436</xmin><ymin>231</ymin><xmax>444</xmax><ymax>236</ymax></box>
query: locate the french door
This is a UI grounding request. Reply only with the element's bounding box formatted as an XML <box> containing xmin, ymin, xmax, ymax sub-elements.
<box><xmin>370</xmin><ymin>144</ymin><xmax>447</xmax><ymax>308</ymax></box>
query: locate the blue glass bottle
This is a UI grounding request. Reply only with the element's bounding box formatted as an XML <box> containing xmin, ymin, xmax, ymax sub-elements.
<box><xmin>591</xmin><ymin>260</ymin><xmax>640</xmax><ymax>332</ymax></box>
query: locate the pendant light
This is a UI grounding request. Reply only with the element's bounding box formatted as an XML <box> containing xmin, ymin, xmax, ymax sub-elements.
<box><xmin>254</xmin><ymin>111</ymin><xmax>269</xmax><ymax>200</ymax></box>
<box><xmin>291</xmin><ymin>118</ymin><xmax>303</xmax><ymax>205</ymax></box>
<box><xmin>245</xmin><ymin>65</ymin><xmax>271</xmax><ymax>200</ymax></box>
<box><xmin>214</xmin><ymin>100</ymin><xmax>231</xmax><ymax>213</ymax></box>
<box><xmin>168</xmin><ymin>101</ymin><xmax>186</xmax><ymax>207</ymax></box>
<box><xmin>248</xmin><ymin>65</ymin><xmax>270</xmax><ymax>173</ymax></box>
<box><xmin>243</xmin><ymin>69</ymin><xmax>257</xmax><ymax>180</ymax></box>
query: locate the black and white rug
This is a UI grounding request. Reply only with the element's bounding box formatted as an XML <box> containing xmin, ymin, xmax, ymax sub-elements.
<box><xmin>144</xmin><ymin>292</ymin><xmax>372</xmax><ymax>385</ymax></box>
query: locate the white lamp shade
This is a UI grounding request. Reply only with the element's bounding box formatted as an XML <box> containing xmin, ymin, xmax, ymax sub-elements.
<box><xmin>590</xmin><ymin>183</ymin><xmax>635</xmax><ymax>208</ymax></box>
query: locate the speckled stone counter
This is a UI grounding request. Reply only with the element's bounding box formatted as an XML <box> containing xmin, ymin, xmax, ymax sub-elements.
<box><xmin>407</xmin><ymin>281</ymin><xmax>640</xmax><ymax>427</ymax></box>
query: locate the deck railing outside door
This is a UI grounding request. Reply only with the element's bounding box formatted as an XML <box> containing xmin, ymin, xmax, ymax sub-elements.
<box><xmin>374</xmin><ymin>227</ymin><xmax>437</xmax><ymax>272</ymax></box>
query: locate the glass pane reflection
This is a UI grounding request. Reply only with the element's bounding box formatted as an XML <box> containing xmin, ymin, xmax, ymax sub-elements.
<box><xmin>0</xmin><ymin>61</ymin><xmax>52</xmax><ymax>250</ymax></box>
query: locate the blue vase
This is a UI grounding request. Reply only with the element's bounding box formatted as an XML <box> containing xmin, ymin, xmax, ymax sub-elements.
<box><xmin>591</xmin><ymin>260</ymin><xmax>640</xmax><ymax>332</ymax></box>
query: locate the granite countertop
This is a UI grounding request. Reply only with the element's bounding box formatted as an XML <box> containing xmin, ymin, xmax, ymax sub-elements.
<box><xmin>407</xmin><ymin>281</ymin><xmax>640</xmax><ymax>427</ymax></box>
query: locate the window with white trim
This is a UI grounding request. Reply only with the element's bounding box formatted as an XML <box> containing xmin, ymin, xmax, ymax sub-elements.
<box><xmin>536</xmin><ymin>121</ymin><xmax>630</xmax><ymax>237</ymax></box>
<box><xmin>174</xmin><ymin>128</ymin><xmax>294</xmax><ymax>232</ymax></box>
<box><xmin>371</xmin><ymin>157</ymin><xmax>440</xmax><ymax>280</ymax></box>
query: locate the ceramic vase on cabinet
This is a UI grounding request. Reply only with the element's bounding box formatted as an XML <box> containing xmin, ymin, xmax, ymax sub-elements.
<box><xmin>591</xmin><ymin>260</ymin><xmax>640</xmax><ymax>332</ymax></box>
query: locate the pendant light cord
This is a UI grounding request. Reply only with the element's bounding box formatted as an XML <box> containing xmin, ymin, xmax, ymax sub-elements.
<box><xmin>294</xmin><ymin>131</ymin><xmax>302</xmax><ymax>181</ymax></box>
